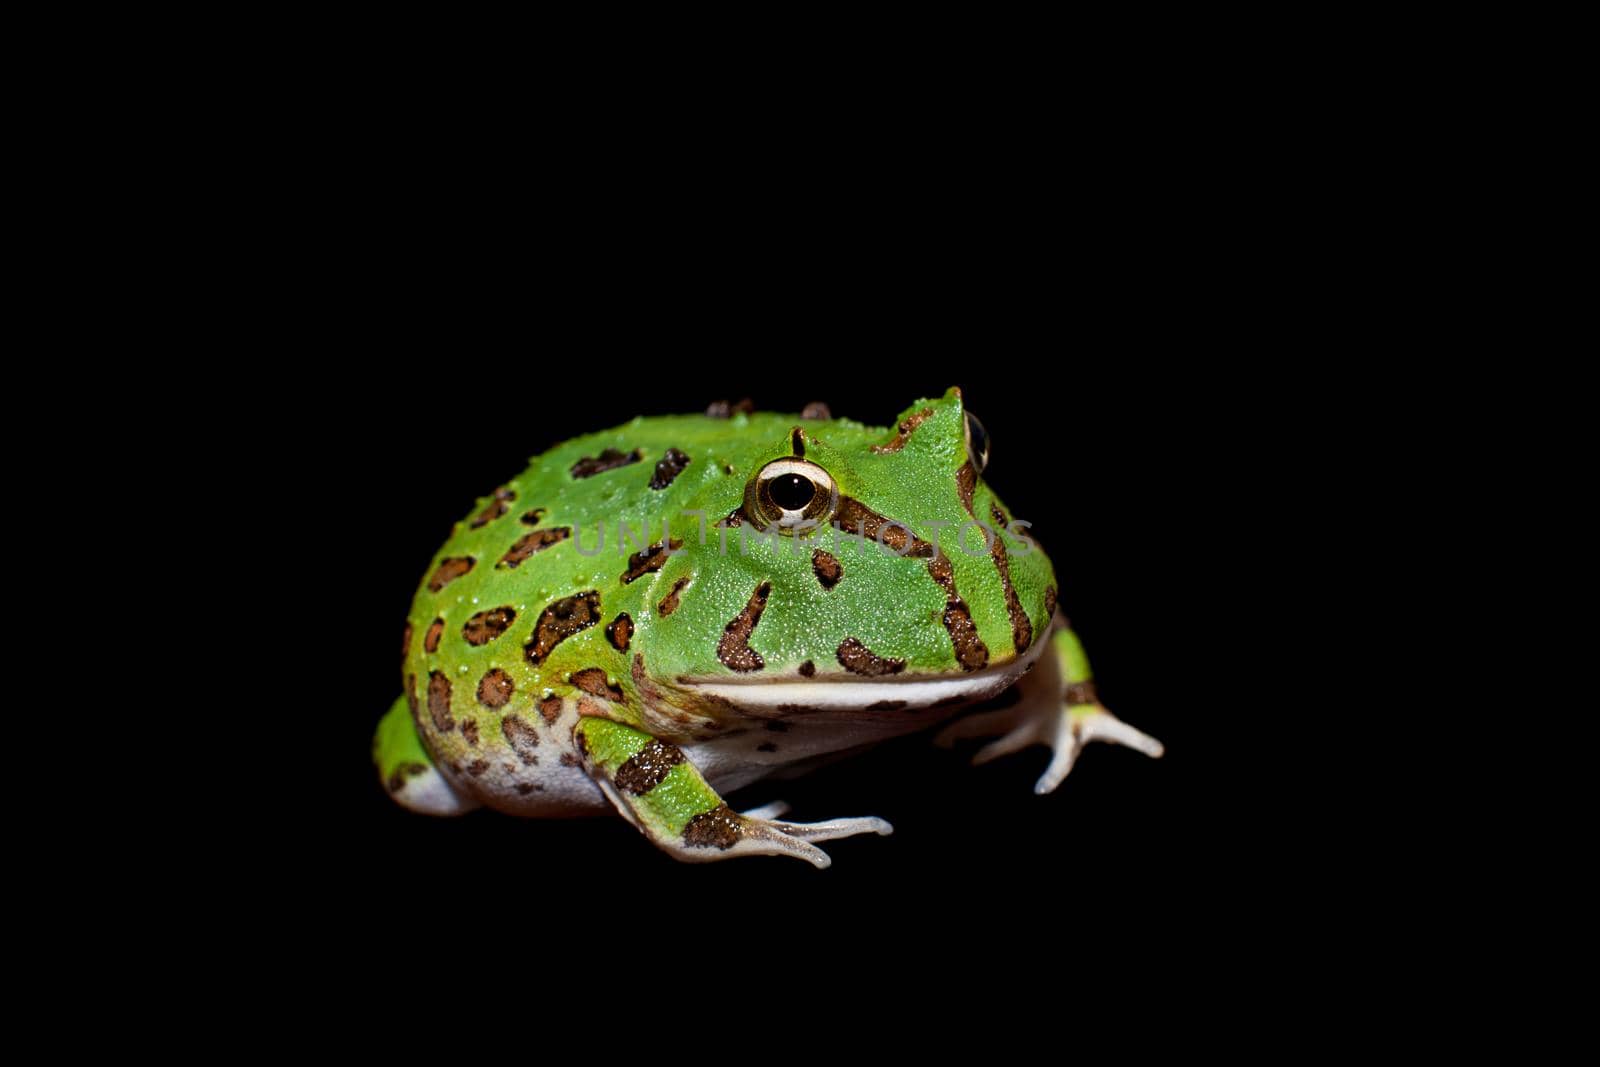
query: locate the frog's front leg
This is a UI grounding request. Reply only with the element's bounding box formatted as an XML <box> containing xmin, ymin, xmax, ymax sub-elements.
<box><xmin>574</xmin><ymin>716</ymin><xmax>892</xmax><ymax>867</ymax></box>
<box><xmin>936</xmin><ymin>621</ymin><xmax>1164</xmax><ymax>793</ymax></box>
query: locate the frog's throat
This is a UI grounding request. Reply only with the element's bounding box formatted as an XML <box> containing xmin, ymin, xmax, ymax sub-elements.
<box><xmin>679</xmin><ymin>632</ymin><xmax>1049</xmax><ymax>714</ymax></box>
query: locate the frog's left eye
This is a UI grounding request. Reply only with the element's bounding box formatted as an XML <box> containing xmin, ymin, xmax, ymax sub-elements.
<box><xmin>965</xmin><ymin>411</ymin><xmax>991</xmax><ymax>473</ymax></box>
<box><xmin>746</xmin><ymin>458</ymin><xmax>839</xmax><ymax>533</ymax></box>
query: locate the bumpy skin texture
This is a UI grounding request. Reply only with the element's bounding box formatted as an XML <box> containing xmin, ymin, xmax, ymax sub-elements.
<box><xmin>374</xmin><ymin>388</ymin><xmax>1151</xmax><ymax>863</ymax></box>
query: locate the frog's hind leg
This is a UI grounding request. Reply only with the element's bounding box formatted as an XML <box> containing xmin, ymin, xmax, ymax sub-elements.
<box><xmin>373</xmin><ymin>695</ymin><xmax>479</xmax><ymax>816</ymax></box>
<box><xmin>574</xmin><ymin>715</ymin><xmax>891</xmax><ymax>868</ymax></box>
<box><xmin>934</xmin><ymin>621</ymin><xmax>1164</xmax><ymax>794</ymax></box>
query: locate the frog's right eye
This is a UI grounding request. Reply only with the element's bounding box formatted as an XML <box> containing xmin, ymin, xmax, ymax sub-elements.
<box><xmin>964</xmin><ymin>411</ymin><xmax>990</xmax><ymax>473</ymax></box>
<box><xmin>746</xmin><ymin>458</ymin><xmax>839</xmax><ymax>534</ymax></box>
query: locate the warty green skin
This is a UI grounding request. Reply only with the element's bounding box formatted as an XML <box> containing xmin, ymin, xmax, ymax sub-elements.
<box><xmin>375</xmin><ymin>388</ymin><xmax>1162</xmax><ymax>865</ymax></box>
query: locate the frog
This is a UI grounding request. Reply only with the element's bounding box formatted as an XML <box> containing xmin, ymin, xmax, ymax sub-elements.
<box><xmin>373</xmin><ymin>388</ymin><xmax>1163</xmax><ymax>867</ymax></box>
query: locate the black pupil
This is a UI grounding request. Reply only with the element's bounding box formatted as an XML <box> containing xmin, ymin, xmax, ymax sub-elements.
<box><xmin>769</xmin><ymin>473</ymin><xmax>815</xmax><ymax>511</ymax></box>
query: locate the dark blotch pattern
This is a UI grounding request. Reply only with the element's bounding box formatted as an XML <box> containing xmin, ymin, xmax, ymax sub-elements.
<box><xmin>400</xmin><ymin>623</ymin><xmax>412</xmax><ymax>668</ymax></box>
<box><xmin>538</xmin><ymin>695</ymin><xmax>563</xmax><ymax>725</ymax></box>
<box><xmin>867</xmin><ymin>700</ymin><xmax>908</xmax><ymax>711</ymax></box>
<box><xmin>387</xmin><ymin>762</ymin><xmax>428</xmax><ymax>793</ymax></box>
<box><xmin>477</xmin><ymin>669</ymin><xmax>514</xmax><ymax>708</ymax></box>
<box><xmin>521</xmin><ymin>508</ymin><xmax>547</xmax><ymax>526</ymax></box>
<box><xmin>427</xmin><ymin>670</ymin><xmax>455</xmax><ymax>731</ymax></box>
<box><xmin>837</xmin><ymin>637</ymin><xmax>906</xmax><ymax>677</ymax></box>
<box><xmin>622</xmin><ymin>539</ymin><xmax>683</xmax><ymax>583</ymax></box>
<box><xmin>1064</xmin><ymin>681</ymin><xmax>1099</xmax><ymax>706</ymax></box>
<box><xmin>570</xmin><ymin>448</ymin><xmax>642</xmax><ymax>479</ymax></box>
<box><xmin>649</xmin><ymin>448</ymin><xmax>691</xmax><ymax>490</ymax></box>
<box><xmin>717</xmin><ymin>582</ymin><xmax>771</xmax><ymax>672</ymax></box>
<box><xmin>927</xmin><ymin>555</ymin><xmax>990</xmax><ymax>671</ymax></box>
<box><xmin>502</xmin><ymin>714</ymin><xmax>541</xmax><ymax>765</ymax></box>
<box><xmin>607</xmin><ymin>614</ymin><xmax>633</xmax><ymax>651</ymax></box>
<box><xmin>470</xmin><ymin>486</ymin><xmax>516</xmax><ymax>528</ymax></box>
<box><xmin>405</xmin><ymin>674</ymin><xmax>419</xmax><ymax>723</ymax></box>
<box><xmin>834</xmin><ymin>497</ymin><xmax>934</xmax><ymax>557</ymax></box>
<box><xmin>798</xmin><ymin>660</ymin><xmax>815</xmax><ymax>677</ymax></box>
<box><xmin>499</xmin><ymin>527</ymin><xmax>571</xmax><ymax>568</ymax></box>
<box><xmin>801</xmin><ymin>402</ymin><xmax>832</xmax><ymax>420</ymax></box>
<box><xmin>683</xmin><ymin>804</ymin><xmax>743</xmax><ymax>849</ymax></box>
<box><xmin>524</xmin><ymin>591</ymin><xmax>601</xmax><ymax>665</ymax></box>
<box><xmin>756</xmin><ymin>741</ymin><xmax>779</xmax><ymax>753</ymax></box>
<box><xmin>956</xmin><ymin>461</ymin><xmax>977</xmax><ymax>515</ymax></box>
<box><xmin>428</xmin><ymin>557</ymin><xmax>475</xmax><ymax>592</ymax></box>
<box><xmin>572</xmin><ymin>667</ymin><xmax>624</xmax><ymax>703</ymax></box>
<box><xmin>871</xmin><ymin>408</ymin><xmax>933</xmax><ymax>453</ymax></box>
<box><xmin>463</xmin><ymin>606</ymin><xmax>517</xmax><ymax>646</ymax></box>
<box><xmin>765</xmin><ymin>720</ymin><xmax>790</xmax><ymax>733</ymax></box>
<box><xmin>614</xmin><ymin>740</ymin><xmax>686</xmax><ymax>795</ymax></box>
<box><xmin>812</xmin><ymin>550</ymin><xmax>843</xmax><ymax>590</ymax></box>
<box><xmin>659</xmin><ymin>576</ymin><xmax>690</xmax><ymax>616</ymax></box>
<box><xmin>460</xmin><ymin>719</ymin><xmax>479</xmax><ymax>746</ymax></box>
<box><xmin>705</xmin><ymin>398</ymin><xmax>754</xmax><ymax>418</ymax></box>
<box><xmin>988</xmin><ymin>504</ymin><xmax>1033</xmax><ymax>654</ymax></box>
<box><xmin>424</xmin><ymin>618</ymin><xmax>444</xmax><ymax>654</ymax></box>
<box><xmin>1044</xmin><ymin>585</ymin><xmax>1058</xmax><ymax>620</ymax></box>
<box><xmin>467</xmin><ymin>759</ymin><xmax>489</xmax><ymax>777</ymax></box>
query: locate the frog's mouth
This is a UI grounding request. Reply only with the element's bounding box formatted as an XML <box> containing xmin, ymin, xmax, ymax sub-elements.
<box><xmin>679</xmin><ymin>633</ymin><xmax>1049</xmax><ymax>715</ymax></box>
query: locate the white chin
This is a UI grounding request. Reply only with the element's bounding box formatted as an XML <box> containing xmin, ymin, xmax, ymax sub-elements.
<box><xmin>681</xmin><ymin>635</ymin><xmax>1047</xmax><ymax>713</ymax></box>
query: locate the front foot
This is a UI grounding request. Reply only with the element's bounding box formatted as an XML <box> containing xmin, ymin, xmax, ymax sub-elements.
<box><xmin>935</xmin><ymin>624</ymin><xmax>1164</xmax><ymax>794</ymax></box>
<box><xmin>576</xmin><ymin>715</ymin><xmax>891</xmax><ymax>868</ymax></box>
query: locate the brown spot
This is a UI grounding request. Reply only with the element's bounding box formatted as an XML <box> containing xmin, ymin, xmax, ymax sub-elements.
<box><xmin>572</xmin><ymin>668</ymin><xmax>625</xmax><ymax>703</ymax></box>
<box><xmin>516</xmin><ymin>783</ymin><xmax>539</xmax><ymax>795</ymax></box>
<box><xmin>683</xmin><ymin>804</ymin><xmax>743</xmax><ymax>849</ymax></box>
<box><xmin>871</xmin><ymin>407</ymin><xmax>933</xmax><ymax>453</ymax></box>
<box><xmin>756</xmin><ymin>741</ymin><xmax>779</xmax><ymax>753</ymax></box>
<box><xmin>811</xmin><ymin>550</ymin><xmax>843</xmax><ymax>590</ymax></box>
<box><xmin>501</xmin><ymin>714</ymin><xmax>541</xmax><ymax>765</ymax></box>
<box><xmin>836</xmin><ymin>637</ymin><xmax>906</xmax><ymax>677</ymax></box>
<box><xmin>427</xmin><ymin>557</ymin><xmax>475</xmax><ymax>592</ymax></box>
<box><xmin>613</xmin><ymin>740</ymin><xmax>686</xmax><ymax>795</ymax></box>
<box><xmin>524</xmin><ymin>591</ymin><xmax>601</xmax><ymax>665</ymax></box>
<box><xmin>706</xmin><ymin>398</ymin><xmax>754</xmax><ymax>418</ymax></box>
<box><xmin>1064</xmin><ymin>680</ymin><xmax>1099</xmax><ymax>706</ymax></box>
<box><xmin>658</xmin><ymin>577</ymin><xmax>690</xmax><ymax>616</ymax></box>
<box><xmin>956</xmin><ymin>461</ymin><xmax>977</xmax><ymax>515</ymax></box>
<box><xmin>988</xmin><ymin>504</ymin><xmax>1033</xmax><ymax>654</ymax></box>
<box><xmin>798</xmin><ymin>660</ymin><xmax>815</xmax><ymax>677</ymax></box>
<box><xmin>570</xmin><ymin>448</ymin><xmax>643</xmax><ymax>479</ymax></box>
<box><xmin>649</xmin><ymin>448</ymin><xmax>691</xmax><ymax>490</ymax></box>
<box><xmin>460</xmin><ymin>719</ymin><xmax>480</xmax><ymax>746</ymax></box>
<box><xmin>466</xmin><ymin>758</ymin><xmax>489</xmax><ymax>777</ymax></box>
<box><xmin>520</xmin><ymin>507</ymin><xmax>548</xmax><ymax>526</ymax></box>
<box><xmin>716</xmin><ymin>507</ymin><xmax>744</xmax><ymax>528</ymax></box>
<box><xmin>469</xmin><ymin>486</ymin><xmax>516</xmax><ymax>528</ymax></box>
<box><xmin>791</xmin><ymin>427</ymin><xmax>806</xmax><ymax>457</ymax></box>
<box><xmin>538</xmin><ymin>695</ymin><xmax>563</xmax><ymax>724</ymax></box>
<box><xmin>927</xmin><ymin>554</ymin><xmax>990</xmax><ymax>671</ymax></box>
<box><xmin>622</xmin><ymin>539</ymin><xmax>683</xmax><ymax>583</ymax></box>
<box><xmin>866</xmin><ymin>700</ymin><xmax>908</xmax><ymax>711</ymax></box>
<box><xmin>499</xmin><ymin>527</ymin><xmax>571</xmax><ymax>567</ymax></box>
<box><xmin>477</xmin><ymin>669</ymin><xmax>514</xmax><ymax>708</ymax></box>
<box><xmin>405</xmin><ymin>673</ymin><xmax>418</xmax><ymax>723</ymax></box>
<box><xmin>462</xmin><ymin>606</ymin><xmax>517</xmax><ymax>646</ymax></box>
<box><xmin>423</xmin><ymin>618</ymin><xmax>444</xmax><ymax>654</ymax></box>
<box><xmin>801</xmin><ymin>402</ymin><xmax>831</xmax><ymax>420</ymax></box>
<box><xmin>834</xmin><ymin>497</ymin><xmax>933</xmax><ymax>557</ymax></box>
<box><xmin>607</xmin><ymin>614</ymin><xmax>634</xmax><ymax>651</ymax></box>
<box><xmin>1044</xmin><ymin>586</ymin><xmax>1058</xmax><ymax>620</ymax></box>
<box><xmin>717</xmin><ymin>581</ymin><xmax>771</xmax><ymax>672</ymax></box>
<box><xmin>387</xmin><ymin>762</ymin><xmax>428</xmax><ymax>793</ymax></box>
<box><xmin>427</xmin><ymin>670</ymin><xmax>455</xmax><ymax>731</ymax></box>
<box><xmin>400</xmin><ymin>623</ymin><xmax>412</xmax><ymax>667</ymax></box>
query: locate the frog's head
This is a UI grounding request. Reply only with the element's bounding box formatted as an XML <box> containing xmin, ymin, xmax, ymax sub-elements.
<box><xmin>643</xmin><ymin>387</ymin><xmax>1058</xmax><ymax>716</ymax></box>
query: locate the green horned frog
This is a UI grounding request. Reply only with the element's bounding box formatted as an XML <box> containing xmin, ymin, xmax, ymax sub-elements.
<box><xmin>374</xmin><ymin>388</ymin><xmax>1162</xmax><ymax>867</ymax></box>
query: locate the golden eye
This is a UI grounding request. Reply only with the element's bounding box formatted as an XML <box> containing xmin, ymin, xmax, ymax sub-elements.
<box><xmin>964</xmin><ymin>412</ymin><xmax>990</xmax><ymax>473</ymax></box>
<box><xmin>745</xmin><ymin>458</ymin><xmax>839</xmax><ymax>533</ymax></box>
